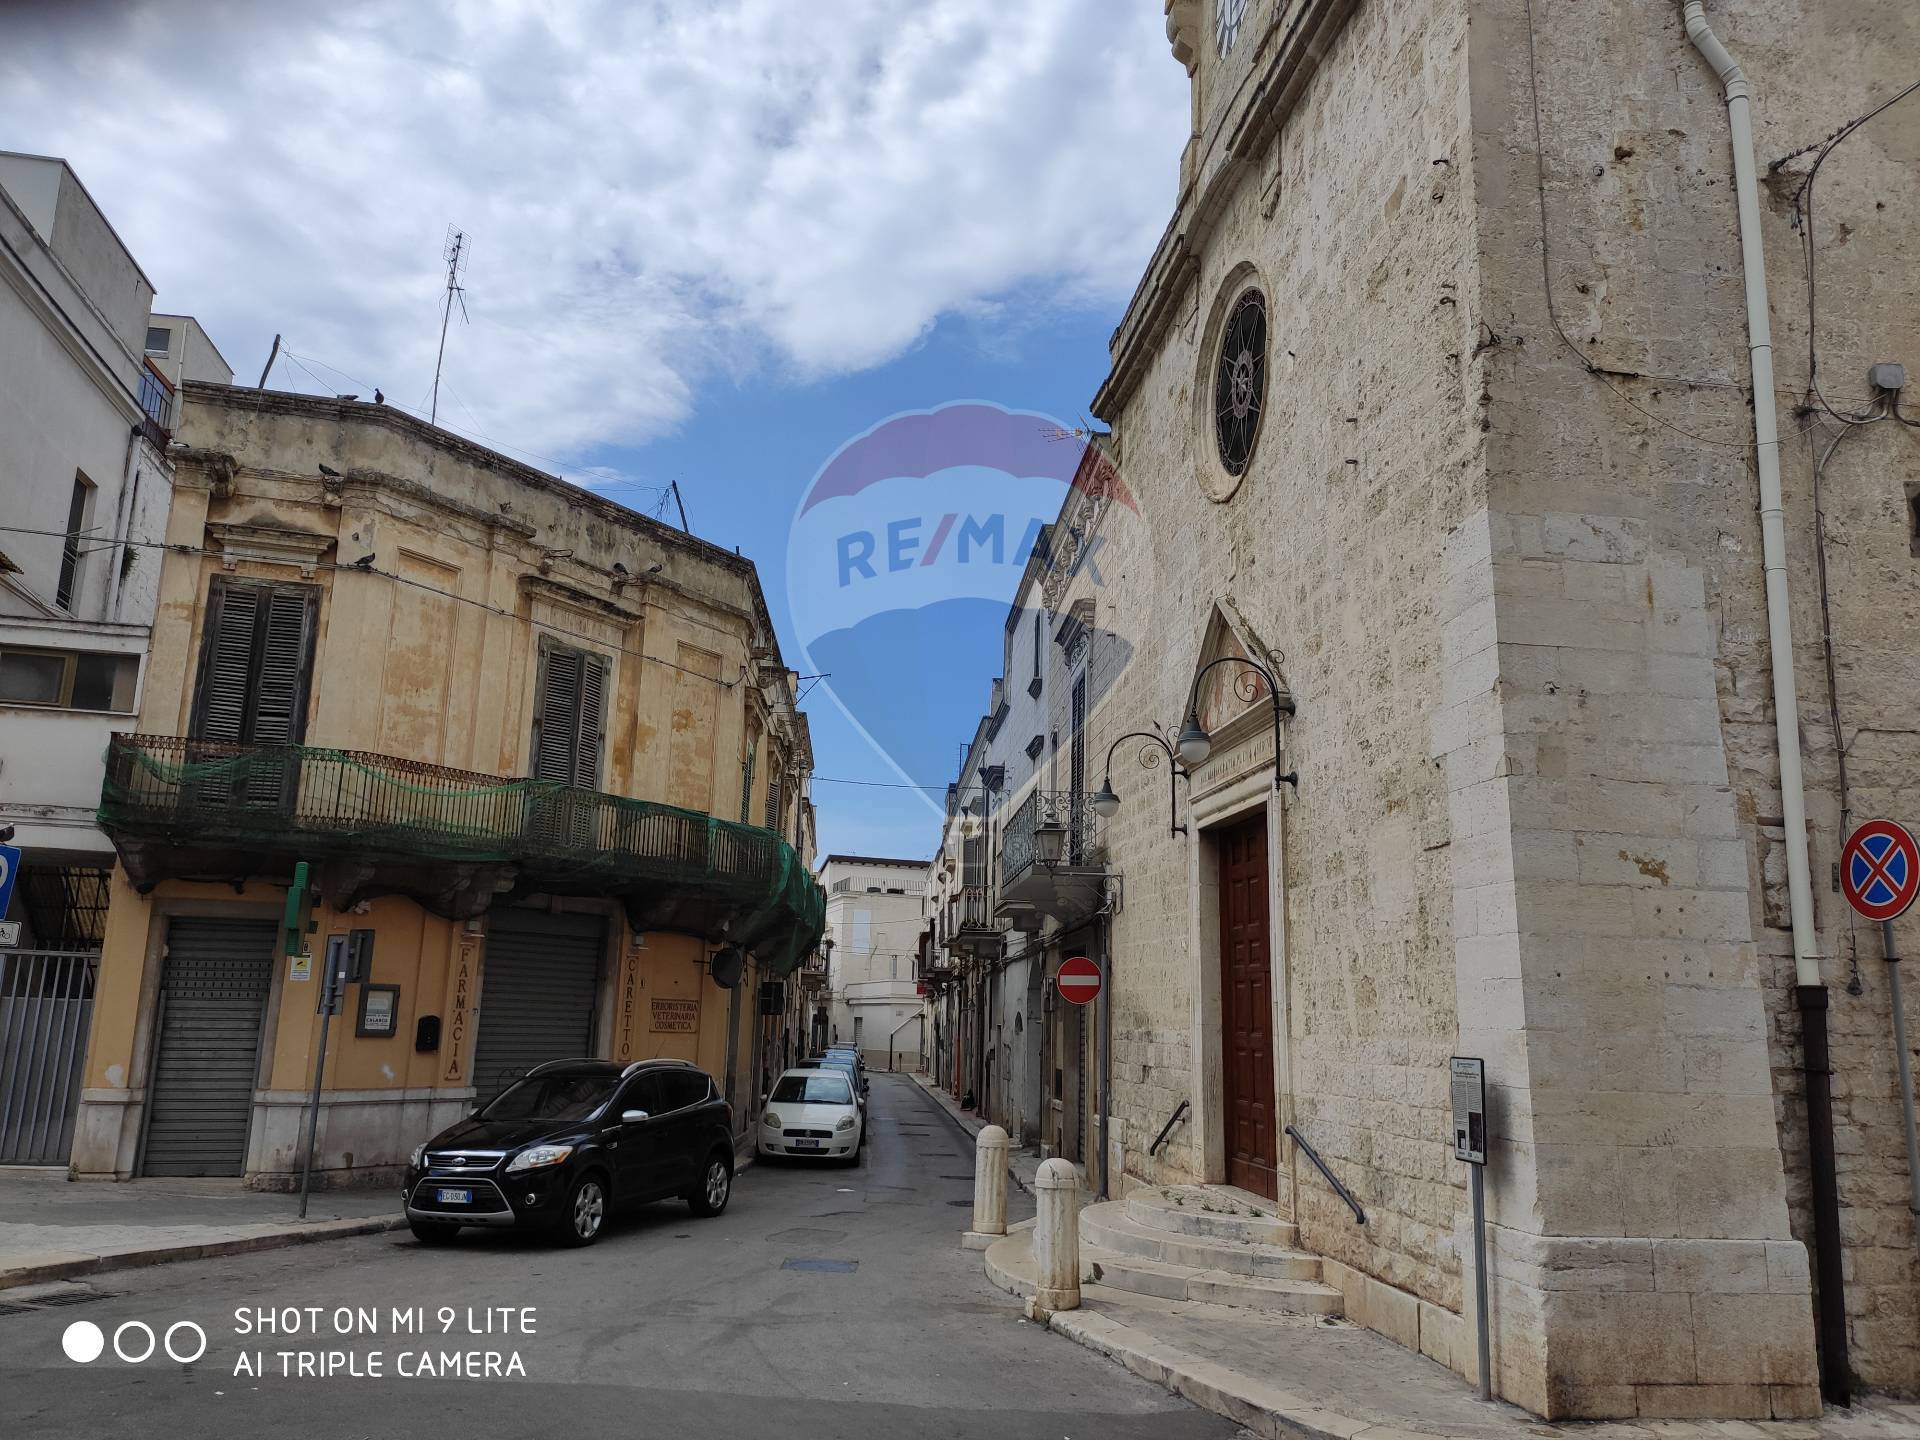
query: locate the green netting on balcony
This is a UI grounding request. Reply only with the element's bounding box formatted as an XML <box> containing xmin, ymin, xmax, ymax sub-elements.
<box><xmin>99</xmin><ymin>735</ymin><xmax>825</xmax><ymax>974</ymax></box>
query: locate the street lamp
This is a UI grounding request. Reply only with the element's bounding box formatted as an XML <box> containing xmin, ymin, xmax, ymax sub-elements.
<box><xmin>1093</xmin><ymin>729</ymin><xmax>1187</xmax><ymax>836</ymax></box>
<box><xmin>1033</xmin><ymin>818</ymin><xmax>1068</xmax><ymax>868</ymax></box>
<box><xmin>1178</xmin><ymin>655</ymin><xmax>1297</xmax><ymax>789</ymax></box>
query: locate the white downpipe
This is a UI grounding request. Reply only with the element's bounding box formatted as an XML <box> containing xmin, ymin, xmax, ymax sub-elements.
<box><xmin>1683</xmin><ymin>1</ymin><xmax>1820</xmax><ymax>989</ymax></box>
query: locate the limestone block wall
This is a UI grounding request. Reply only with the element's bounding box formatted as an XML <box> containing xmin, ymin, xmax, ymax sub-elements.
<box><xmin>1086</xmin><ymin>0</ymin><xmax>1486</xmax><ymax>1312</ymax></box>
<box><xmin>1469</xmin><ymin>0</ymin><xmax>1920</xmax><ymax>1398</ymax></box>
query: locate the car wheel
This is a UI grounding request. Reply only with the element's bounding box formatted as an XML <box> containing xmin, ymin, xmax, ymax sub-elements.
<box><xmin>557</xmin><ymin>1172</ymin><xmax>608</xmax><ymax>1247</ymax></box>
<box><xmin>687</xmin><ymin>1151</ymin><xmax>732</xmax><ymax>1216</ymax></box>
<box><xmin>410</xmin><ymin>1221</ymin><xmax>461</xmax><ymax>1246</ymax></box>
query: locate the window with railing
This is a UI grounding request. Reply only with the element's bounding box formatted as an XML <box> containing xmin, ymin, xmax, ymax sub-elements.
<box><xmin>137</xmin><ymin>363</ymin><xmax>174</xmax><ymax>432</ymax></box>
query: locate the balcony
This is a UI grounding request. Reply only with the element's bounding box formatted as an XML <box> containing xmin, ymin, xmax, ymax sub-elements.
<box><xmin>136</xmin><ymin>362</ymin><xmax>174</xmax><ymax>444</ymax></box>
<box><xmin>98</xmin><ymin>734</ymin><xmax>825</xmax><ymax>973</ymax></box>
<box><xmin>998</xmin><ymin>788</ymin><xmax>1105</xmax><ymax>924</ymax></box>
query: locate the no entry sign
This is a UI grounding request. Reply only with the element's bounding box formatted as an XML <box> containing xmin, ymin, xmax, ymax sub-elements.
<box><xmin>1841</xmin><ymin>820</ymin><xmax>1920</xmax><ymax>923</ymax></box>
<box><xmin>1056</xmin><ymin>955</ymin><xmax>1102</xmax><ymax>1006</ymax></box>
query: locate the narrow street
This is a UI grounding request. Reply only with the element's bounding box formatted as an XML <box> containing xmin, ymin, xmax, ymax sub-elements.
<box><xmin>0</xmin><ymin>1075</ymin><xmax>1238</xmax><ymax>1438</ymax></box>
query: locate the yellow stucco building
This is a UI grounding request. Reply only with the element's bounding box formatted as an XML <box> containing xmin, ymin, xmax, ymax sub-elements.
<box><xmin>72</xmin><ymin>385</ymin><xmax>821</xmax><ymax>1186</ymax></box>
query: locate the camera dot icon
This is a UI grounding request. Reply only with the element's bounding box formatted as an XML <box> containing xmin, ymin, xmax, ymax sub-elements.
<box><xmin>61</xmin><ymin>1320</ymin><xmax>104</xmax><ymax>1364</ymax></box>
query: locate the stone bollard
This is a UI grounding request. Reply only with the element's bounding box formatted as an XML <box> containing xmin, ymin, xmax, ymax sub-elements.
<box><xmin>962</xmin><ymin>1124</ymin><xmax>1010</xmax><ymax>1250</ymax></box>
<box><xmin>1030</xmin><ymin>1157</ymin><xmax>1081</xmax><ymax>1313</ymax></box>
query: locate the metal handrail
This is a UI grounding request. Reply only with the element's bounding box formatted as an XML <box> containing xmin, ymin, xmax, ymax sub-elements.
<box><xmin>1285</xmin><ymin>1124</ymin><xmax>1366</xmax><ymax>1225</ymax></box>
<box><xmin>1149</xmin><ymin>1099</ymin><xmax>1189</xmax><ymax>1156</ymax></box>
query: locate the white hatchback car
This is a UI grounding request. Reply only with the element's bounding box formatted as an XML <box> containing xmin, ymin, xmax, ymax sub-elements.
<box><xmin>759</xmin><ymin>1067</ymin><xmax>863</xmax><ymax>1162</ymax></box>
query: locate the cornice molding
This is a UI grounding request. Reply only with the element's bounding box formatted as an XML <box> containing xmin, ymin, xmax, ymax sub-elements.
<box><xmin>1092</xmin><ymin>0</ymin><xmax>1362</xmax><ymax>424</ymax></box>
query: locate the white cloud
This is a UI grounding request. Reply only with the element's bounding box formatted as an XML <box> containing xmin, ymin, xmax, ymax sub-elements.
<box><xmin>0</xmin><ymin>0</ymin><xmax>1185</xmax><ymax>467</ymax></box>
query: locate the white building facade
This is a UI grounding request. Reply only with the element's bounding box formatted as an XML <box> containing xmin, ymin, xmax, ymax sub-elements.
<box><xmin>820</xmin><ymin>855</ymin><xmax>927</xmax><ymax>1069</ymax></box>
<box><xmin>0</xmin><ymin>152</ymin><xmax>226</xmax><ymax>1162</ymax></box>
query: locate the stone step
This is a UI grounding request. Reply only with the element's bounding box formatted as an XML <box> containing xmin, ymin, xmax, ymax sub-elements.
<box><xmin>982</xmin><ymin>1231</ymin><xmax>1343</xmax><ymax>1317</ymax></box>
<box><xmin>1080</xmin><ymin>1202</ymin><xmax>1322</xmax><ymax>1280</ymax></box>
<box><xmin>1125</xmin><ymin>1186</ymin><xmax>1299</xmax><ymax>1248</ymax></box>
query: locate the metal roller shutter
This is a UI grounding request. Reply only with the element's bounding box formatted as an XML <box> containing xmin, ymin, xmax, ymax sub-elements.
<box><xmin>472</xmin><ymin>911</ymin><xmax>605</xmax><ymax>1102</ymax></box>
<box><xmin>142</xmin><ymin>918</ymin><xmax>276</xmax><ymax>1176</ymax></box>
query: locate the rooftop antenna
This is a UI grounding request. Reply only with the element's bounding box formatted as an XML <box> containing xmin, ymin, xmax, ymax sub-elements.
<box><xmin>430</xmin><ymin>227</ymin><xmax>469</xmax><ymax>427</ymax></box>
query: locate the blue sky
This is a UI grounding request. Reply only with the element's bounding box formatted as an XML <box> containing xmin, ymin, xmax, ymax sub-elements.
<box><xmin>0</xmin><ymin>1</ymin><xmax>1187</xmax><ymax>861</ymax></box>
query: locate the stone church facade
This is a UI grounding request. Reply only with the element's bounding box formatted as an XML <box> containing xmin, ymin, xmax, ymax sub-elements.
<box><xmin>1058</xmin><ymin>0</ymin><xmax>1919</xmax><ymax>1418</ymax></box>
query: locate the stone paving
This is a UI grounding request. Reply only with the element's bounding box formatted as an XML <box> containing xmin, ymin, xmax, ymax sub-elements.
<box><xmin>0</xmin><ymin>1166</ymin><xmax>400</xmax><ymax>1287</ymax></box>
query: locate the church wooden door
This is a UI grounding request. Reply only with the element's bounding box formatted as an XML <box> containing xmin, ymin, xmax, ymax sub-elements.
<box><xmin>1218</xmin><ymin>813</ymin><xmax>1278</xmax><ymax>1199</ymax></box>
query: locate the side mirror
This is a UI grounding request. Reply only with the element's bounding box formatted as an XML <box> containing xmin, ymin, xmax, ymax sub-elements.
<box><xmin>621</xmin><ymin>1109</ymin><xmax>650</xmax><ymax>1124</ymax></box>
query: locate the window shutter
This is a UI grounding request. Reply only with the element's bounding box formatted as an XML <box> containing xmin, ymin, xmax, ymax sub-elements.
<box><xmin>739</xmin><ymin>744</ymin><xmax>755</xmax><ymax>823</ymax></box>
<box><xmin>251</xmin><ymin>588</ymin><xmax>316</xmax><ymax>745</ymax></box>
<box><xmin>190</xmin><ymin>581</ymin><xmax>316</xmax><ymax>744</ymax></box>
<box><xmin>534</xmin><ymin>645</ymin><xmax>581</xmax><ymax>783</ymax></box>
<box><xmin>193</xmin><ymin>583</ymin><xmax>261</xmax><ymax>742</ymax></box>
<box><xmin>574</xmin><ymin>653</ymin><xmax>608</xmax><ymax>788</ymax></box>
<box><xmin>765</xmin><ymin>772</ymin><xmax>782</xmax><ymax>831</ymax></box>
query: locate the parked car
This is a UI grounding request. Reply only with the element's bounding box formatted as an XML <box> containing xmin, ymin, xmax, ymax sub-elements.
<box><xmin>759</xmin><ymin>1067</ymin><xmax>863</xmax><ymax>1162</ymax></box>
<box><xmin>808</xmin><ymin>1051</ymin><xmax>868</xmax><ymax>1104</ymax></box>
<box><xmin>403</xmin><ymin>1058</ymin><xmax>734</xmax><ymax>1247</ymax></box>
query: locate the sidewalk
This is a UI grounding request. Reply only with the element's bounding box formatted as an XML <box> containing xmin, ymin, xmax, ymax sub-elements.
<box><xmin>907</xmin><ymin>1069</ymin><xmax>1045</xmax><ymax>1195</ymax></box>
<box><xmin>0</xmin><ymin>1167</ymin><xmax>402</xmax><ymax>1290</ymax></box>
<box><xmin>1031</xmin><ymin>1286</ymin><xmax>1920</xmax><ymax>1440</ymax></box>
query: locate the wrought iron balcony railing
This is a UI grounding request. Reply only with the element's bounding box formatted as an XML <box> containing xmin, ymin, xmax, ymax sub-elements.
<box><xmin>98</xmin><ymin>734</ymin><xmax>825</xmax><ymax>973</ymax></box>
<box><xmin>1001</xmin><ymin>788</ymin><xmax>1097</xmax><ymax>887</ymax></box>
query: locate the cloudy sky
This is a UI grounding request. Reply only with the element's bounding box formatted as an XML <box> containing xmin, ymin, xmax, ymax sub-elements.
<box><xmin>0</xmin><ymin>0</ymin><xmax>1189</xmax><ymax>857</ymax></box>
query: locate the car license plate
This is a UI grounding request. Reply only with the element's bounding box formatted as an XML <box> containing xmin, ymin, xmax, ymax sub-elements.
<box><xmin>793</xmin><ymin>1138</ymin><xmax>821</xmax><ymax>1150</ymax></box>
<box><xmin>435</xmin><ymin>1187</ymin><xmax>473</xmax><ymax>1205</ymax></box>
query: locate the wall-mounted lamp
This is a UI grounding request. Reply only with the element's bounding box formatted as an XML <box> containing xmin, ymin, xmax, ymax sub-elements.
<box><xmin>1033</xmin><ymin>819</ymin><xmax>1068</xmax><ymax>868</ymax></box>
<box><xmin>1179</xmin><ymin>655</ymin><xmax>1297</xmax><ymax>789</ymax></box>
<box><xmin>1091</xmin><ymin>729</ymin><xmax>1188</xmax><ymax>836</ymax></box>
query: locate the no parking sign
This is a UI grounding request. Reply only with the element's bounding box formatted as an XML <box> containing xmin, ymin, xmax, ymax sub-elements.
<box><xmin>1840</xmin><ymin>820</ymin><xmax>1920</xmax><ymax>923</ymax></box>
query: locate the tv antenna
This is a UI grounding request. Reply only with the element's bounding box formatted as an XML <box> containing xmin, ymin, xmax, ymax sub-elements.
<box><xmin>430</xmin><ymin>227</ymin><xmax>469</xmax><ymax>427</ymax></box>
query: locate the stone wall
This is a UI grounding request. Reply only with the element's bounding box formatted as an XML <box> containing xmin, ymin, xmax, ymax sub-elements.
<box><xmin>1072</xmin><ymin>0</ymin><xmax>1917</xmax><ymax>1415</ymax></box>
<box><xmin>1084</xmin><ymin>0</ymin><xmax>1486</xmax><ymax>1313</ymax></box>
<box><xmin>1468</xmin><ymin>0</ymin><xmax>1920</xmax><ymax>1400</ymax></box>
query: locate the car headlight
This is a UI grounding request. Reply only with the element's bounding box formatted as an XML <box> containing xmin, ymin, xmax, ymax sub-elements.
<box><xmin>762</xmin><ymin>1112</ymin><xmax>783</xmax><ymax>1128</ymax></box>
<box><xmin>504</xmin><ymin>1144</ymin><xmax>573</xmax><ymax>1174</ymax></box>
<box><xmin>835</xmin><ymin>1114</ymin><xmax>856</xmax><ymax>1131</ymax></box>
<box><xmin>409</xmin><ymin>1144</ymin><xmax>426</xmax><ymax>1169</ymax></box>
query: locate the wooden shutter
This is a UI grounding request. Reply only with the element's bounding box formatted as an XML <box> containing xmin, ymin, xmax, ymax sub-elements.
<box><xmin>533</xmin><ymin>645</ymin><xmax>581</xmax><ymax>783</ymax></box>
<box><xmin>739</xmin><ymin>744</ymin><xmax>755</xmax><ymax>823</ymax></box>
<box><xmin>193</xmin><ymin>583</ymin><xmax>261</xmax><ymax>742</ymax></box>
<box><xmin>251</xmin><ymin>589</ymin><xmax>316</xmax><ymax>745</ymax></box>
<box><xmin>765</xmin><ymin>772</ymin><xmax>782</xmax><ymax>831</ymax></box>
<box><xmin>574</xmin><ymin>653</ymin><xmax>608</xmax><ymax>787</ymax></box>
<box><xmin>190</xmin><ymin>580</ymin><xmax>316</xmax><ymax>744</ymax></box>
<box><xmin>531</xmin><ymin>644</ymin><xmax>608</xmax><ymax>788</ymax></box>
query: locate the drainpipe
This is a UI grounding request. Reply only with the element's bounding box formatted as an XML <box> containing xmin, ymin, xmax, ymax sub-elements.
<box><xmin>1683</xmin><ymin>1</ymin><xmax>1849</xmax><ymax>1403</ymax></box>
<box><xmin>105</xmin><ymin>424</ymin><xmax>140</xmax><ymax>619</ymax></box>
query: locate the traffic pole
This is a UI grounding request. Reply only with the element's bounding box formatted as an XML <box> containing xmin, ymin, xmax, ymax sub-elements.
<box><xmin>1883</xmin><ymin>920</ymin><xmax>1920</xmax><ymax>1227</ymax></box>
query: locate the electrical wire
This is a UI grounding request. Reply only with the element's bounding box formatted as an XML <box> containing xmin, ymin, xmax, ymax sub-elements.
<box><xmin>0</xmin><ymin>522</ymin><xmax>739</xmax><ymax>689</ymax></box>
<box><xmin>1517</xmin><ymin>0</ymin><xmax>1884</xmax><ymax>454</ymax></box>
<box><xmin>1783</xmin><ymin>77</ymin><xmax>1920</xmax><ymax>426</ymax></box>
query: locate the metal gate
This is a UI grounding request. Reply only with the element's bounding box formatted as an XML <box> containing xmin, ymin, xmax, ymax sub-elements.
<box><xmin>142</xmin><ymin>917</ymin><xmax>276</xmax><ymax>1177</ymax></box>
<box><xmin>0</xmin><ymin>950</ymin><xmax>98</xmax><ymax>1164</ymax></box>
<box><xmin>472</xmin><ymin>911</ymin><xmax>604</xmax><ymax>1102</ymax></box>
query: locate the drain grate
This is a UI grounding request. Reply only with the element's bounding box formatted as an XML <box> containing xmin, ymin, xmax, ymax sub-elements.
<box><xmin>29</xmin><ymin>1291</ymin><xmax>113</xmax><ymax>1308</ymax></box>
<box><xmin>782</xmin><ymin>1257</ymin><xmax>857</xmax><ymax>1274</ymax></box>
<box><xmin>947</xmin><ymin>1198</ymin><xmax>976</xmax><ymax>1207</ymax></box>
<box><xmin>0</xmin><ymin>1303</ymin><xmax>35</xmax><ymax>1318</ymax></box>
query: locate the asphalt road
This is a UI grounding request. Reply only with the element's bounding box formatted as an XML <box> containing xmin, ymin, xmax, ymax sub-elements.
<box><xmin>0</xmin><ymin>1073</ymin><xmax>1240</xmax><ymax>1439</ymax></box>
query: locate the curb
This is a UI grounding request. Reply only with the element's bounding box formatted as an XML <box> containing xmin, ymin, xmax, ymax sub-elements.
<box><xmin>0</xmin><ymin>1215</ymin><xmax>408</xmax><ymax>1291</ymax></box>
<box><xmin>910</xmin><ymin>1071</ymin><xmax>1036</xmax><ymax>1197</ymax></box>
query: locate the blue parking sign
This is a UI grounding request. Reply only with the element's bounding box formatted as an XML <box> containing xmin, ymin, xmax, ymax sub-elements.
<box><xmin>0</xmin><ymin>844</ymin><xmax>19</xmax><ymax>921</ymax></box>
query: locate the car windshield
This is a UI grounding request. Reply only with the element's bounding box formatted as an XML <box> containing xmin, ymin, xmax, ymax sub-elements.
<box><xmin>479</xmin><ymin>1073</ymin><xmax>619</xmax><ymax>1122</ymax></box>
<box><xmin>770</xmin><ymin>1074</ymin><xmax>853</xmax><ymax>1105</ymax></box>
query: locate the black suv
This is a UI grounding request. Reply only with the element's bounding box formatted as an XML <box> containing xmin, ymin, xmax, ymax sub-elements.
<box><xmin>403</xmin><ymin>1058</ymin><xmax>735</xmax><ymax>1247</ymax></box>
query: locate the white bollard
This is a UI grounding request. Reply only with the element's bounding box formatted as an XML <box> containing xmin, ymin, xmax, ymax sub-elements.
<box><xmin>962</xmin><ymin>1124</ymin><xmax>1010</xmax><ymax>1249</ymax></box>
<box><xmin>1031</xmin><ymin>1157</ymin><xmax>1081</xmax><ymax>1313</ymax></box>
